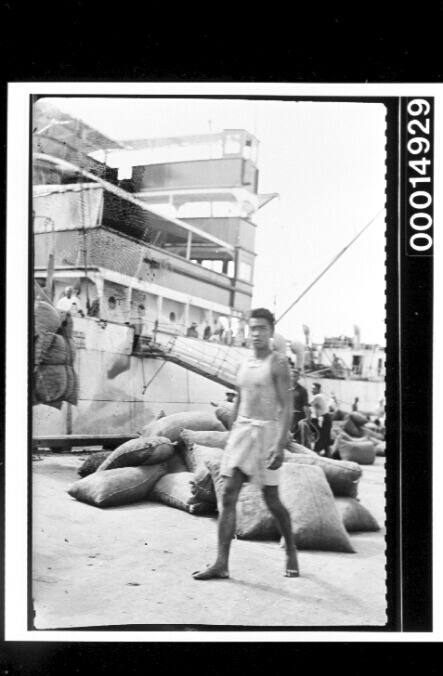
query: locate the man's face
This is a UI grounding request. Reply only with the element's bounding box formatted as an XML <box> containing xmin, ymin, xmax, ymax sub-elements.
<box><xmin>249</xmin><ymin>317</ymin><xmax>273</xmax><ymax>349</ymax></box>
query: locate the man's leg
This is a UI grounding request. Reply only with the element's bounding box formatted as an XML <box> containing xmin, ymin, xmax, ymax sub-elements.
<box><xmin>193</xmin><ymin>468</ymin><xmax>245</xmax><ymax>580</ymax></box>
<box><xmin>262</xmin><ymin>485</ymin><xmax>299</xmax><ymax>577</ymax></box>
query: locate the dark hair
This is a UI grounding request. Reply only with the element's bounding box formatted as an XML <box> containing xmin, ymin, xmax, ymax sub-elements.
<box><xmin>249</xmin><ymin>307</ymin><xmax>275</xmax><ymax>329</ymax></box>
<box><xmin>313</xmin><ymin>382</ymin><xmax>321</xmax><ymax>390</ymax></box>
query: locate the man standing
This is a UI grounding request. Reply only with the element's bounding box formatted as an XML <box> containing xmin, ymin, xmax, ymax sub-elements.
<box><xmin>290</xmin><ymin>367</ymin><xmax>310</xmax><ymax>442</ymax></box>
<box><xmin>309</xmin><ymin>382</ymin><xmax>332</xmax><ymax>456</ymax></box>
<box><xmin>193</xmin><ymin>308</ymin><xmax>299</xmax><ymax>580</ymax></box>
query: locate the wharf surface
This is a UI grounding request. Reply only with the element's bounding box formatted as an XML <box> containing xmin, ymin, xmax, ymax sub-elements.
<box><xmin>32</xmin><ymin>453</ymin><xmax>387</xmax><ymax>629</ymax></box>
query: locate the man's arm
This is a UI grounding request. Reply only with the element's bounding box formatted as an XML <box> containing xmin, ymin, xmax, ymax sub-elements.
<box><xmin>267</xmin><ymin>354</ymin><xmax>292</xmax><ymax>469</ymax></box>
<box><xmin>228</xmin><ymin>389</ymin><xmax>241</xmax><ymax>429</ymax></box>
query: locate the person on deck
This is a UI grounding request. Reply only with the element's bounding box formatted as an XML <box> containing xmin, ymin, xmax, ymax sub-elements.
<box><xmin>56</xmin><ymin>286</ymin><xmax>83</xmax><ymax>318</ymax></box>
<box><xmin>186</xmin><ymin>322</ymin><xmax>199</xmax><ymax>338</ymax></box>
<box><xmin>290</xmin><ymin>367</ymin><xmax>309</xmax><ymax>442</ymax></box>
<box><xmin>193</xmin><ymin>307</ymin><xmax>299</xmax><ymax>581</ymax></box>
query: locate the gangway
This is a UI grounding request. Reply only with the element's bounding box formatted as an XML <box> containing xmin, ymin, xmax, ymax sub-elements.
<box><xmin>133</xmin><ymin>332</ymin><xmax>248</xmax><ymax>390</ymax></box>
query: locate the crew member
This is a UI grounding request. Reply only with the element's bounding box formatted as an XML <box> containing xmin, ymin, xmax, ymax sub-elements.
<box><xmin>193</xmin><ymin>307</ymin><xmax>299</xmax><ymax>580</ymax></box>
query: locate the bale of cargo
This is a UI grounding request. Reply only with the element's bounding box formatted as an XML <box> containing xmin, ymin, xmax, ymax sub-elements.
<box><xmin>336</xmin><ymin>436</ymin><xmax>376</xmax><ymax>465</ymax></box>
<box><xmin>207</xmin><ymin>458</ymin><xmax>280</xmax><ymax>540</ymax></box>
<box><xmin>179</xmin><ymin>428</ymin><xmax>230</xmax><ymax>451</ymax></box>
<box><xmin>150</xmin><ymin>472</ymin><xmax>215</xmax><ymax>515</ymax></box>
<box><xmin>283</xmin><ymin>450</ymin><xmax>362</xmax><ymax>498</ymax></box>
<box><xmin>180</xmin><ymin>434</ymin><xmax>224</xmax><ymax>472</ymax></box>
<box><xmin>68</xmin><ymin>464</ymin><xmax>167</xmax><ymax>508</ymax></box>
<box><xmin>343</xmin><ymin>418</ymin><xmax>365</xmax><ymax>438</ymax></box>
<box><xmin>214</xmin><ymin>402</ymin><xmax>235</xmax><ymax>430</ymax></box>
<box><xmin>334</xmin><ymin>497</ymin><xmax>381</xmax><ymax>532</ymax></box>
<box><xmin>141</xmin><ymin>410</ymin><xmax>225</xmax><ymax>442</ymax></box>
<box><xmin>350</xmin><ymin>412</ymin><xmax>370</xmax><ymax>427</ymax></box>
<box><xmin>35</xmin><ymin>299</ymin><xmax>61</xmax><ymax>336</ymax></box>
<box><xmin>374</xmin><ymin>441</ymin><xmax>386</xmax><ymax>457</ymax></box>
<box><xmin>97</xmin><ymin>436</ymin><xmax>174</xmax><ymax>471</ymax></box>
<box><xmin>36</xmin><ymin>333</ymin><xmax>75</xmax><ymax>366</ymax></box>
<box><xmin>188</xmin><ymin>445</ymin><xmax>223</xmax><ymax>503</ymax></box>
<box><xmin>279</xmin><ymin>464</ymin><xmax>355</xmax><ymax>552</ymax></box>
<box><xmin>34</xmin><ymin>364</ymin><xmax>78</xmax><ymax>407</ymax></box>
<box><xmin>77</xmin><ymin>451</ymin><xmax>112</xmax><ymax>478</ymax></box>
<box><xmin>285</xmin><ymin>439</ymin><xmax>317</xmax><ymax>457</ymax></box>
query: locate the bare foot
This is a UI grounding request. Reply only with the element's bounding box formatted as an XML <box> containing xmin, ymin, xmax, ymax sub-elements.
<box><xmin>285</xmin><ymin>550</ymin><xmax>300</xmax><ymax>578</ymax></box>
<box><xmin>192</xmin><ymin>564</ymin><xmax>229</xmax><ymax>580</ymax></box>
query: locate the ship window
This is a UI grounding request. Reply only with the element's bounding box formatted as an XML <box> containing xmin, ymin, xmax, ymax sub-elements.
<box><xmin>169</xmin><ymin>312</ymin><xmax>176</xmax><ymax>322</ymax></box>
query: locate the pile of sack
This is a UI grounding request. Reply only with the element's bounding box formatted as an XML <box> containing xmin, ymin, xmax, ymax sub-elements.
<box><xmin>34</xmin><ymin>295</ymin><xmax>78</xmax><ymax>409</ymax></box>
<box><xmin>68</xmin><ymin>405</ymin><xmax>381</xmax><ymax>553</ymax></box>
<box><xmin>331</xmin><ymin>412</ymin><xmax>385</xmax><ymax>464</ymax></box>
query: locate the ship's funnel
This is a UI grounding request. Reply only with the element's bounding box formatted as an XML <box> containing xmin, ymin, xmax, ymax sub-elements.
<box><xmin>302</xmin><ymin>324</ymin><xmax>310</xmax><ymax>346</ymax></box>
<box><xmin>353</xmin><ymin>325</ymin><xmax>361</xmax><ymax>348</ymax></box>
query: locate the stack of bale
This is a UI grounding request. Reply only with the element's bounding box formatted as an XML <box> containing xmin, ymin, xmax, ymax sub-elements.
<box><xmin>68</xmin><ymin>404</ymin><xmax>381</xmax><ymax>553</ymax></box>
<box><xmin>34</xmin><ymin>296</ymin><xmax>78</xmax><ymax>409</ymax></box>
<box><xmin>332</xmin><ymin>412</ymin><xmax>385</xmax><ymax>464</ymax></box>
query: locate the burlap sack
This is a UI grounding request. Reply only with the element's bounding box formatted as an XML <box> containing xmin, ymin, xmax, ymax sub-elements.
<box><xmin>68</xmin><ymin>464</ymin><xmax>166</xmax><ymax>508</ymax></box>
<box><xmin>207</xmin><ymin>458</ymin><xmax>279</xmax><ymax>540</ymax></box>
<box><xmin>336</xmin><ymin>436</ymin><xmax>376</xmax><ymax>465</ymax></box>
<box><xmin>279</xmin><ymin>464</ymin><xmax>355</xmax><ymax>552</ymax></box>
<box><xmin>78</xmin><ymin>451</ymin><xmax>112</xmax><ymax>478</ymax></box>
<box><xmin>142</xmin><ymin>410</ymin><xmax>225</xmax><ymax>442</ymax></box>
<box><xmin>334</xmin><ymin>497</ymin><xmax>380</xmax><ymax>532</ymax></box>
<box><xmin>284</xmin><ymin>450</ymin><xmax>362</xmax><ymax>498</ymax></box>
<box><xmin>97</xmin><ymin>436</ymin><xmax>174</xmax><ymax>471</ymax></box>
<box><xmin>214</xmin><ymin>403</ymin><xmax>235</xmax><ymax>430</ymax></box>
<box><xmin>150</xmin><ymin>472</ymin><xmax>214</xmax><ymax>514</ymax></box>
<box><xmin>180</xmin><ymin>428</ymin><xmax>230</xmax><ymax>452</ymax></box>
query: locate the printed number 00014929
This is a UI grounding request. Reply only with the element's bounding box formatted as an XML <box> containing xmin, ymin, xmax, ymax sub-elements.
<box><xmin>407</xmin><ymin>98</ymin><xmax>433</xmax><ymax>253</ymax></box>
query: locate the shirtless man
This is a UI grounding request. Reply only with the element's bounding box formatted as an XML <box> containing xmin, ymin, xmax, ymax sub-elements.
<box><xmin>193</xmin><ymin>307</ymin><xmax>299</xmax><ymax>580</ymax></box>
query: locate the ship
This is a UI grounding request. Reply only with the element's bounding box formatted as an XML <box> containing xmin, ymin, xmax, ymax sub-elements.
<box><xmin>32</xmin><ymin>99</ymin><xmax>384</xmax><ymax>446</ymax></box>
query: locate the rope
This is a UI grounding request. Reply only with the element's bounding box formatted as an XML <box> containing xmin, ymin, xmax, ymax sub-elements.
<box><xmin>276</xmin><ymin>208</ymin><xmax>384</xmax><ymax>324</ymax></box>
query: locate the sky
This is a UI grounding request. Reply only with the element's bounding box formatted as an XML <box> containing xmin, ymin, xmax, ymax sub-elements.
<box><xmin>50</xmin><ymin>97</ymin><xmax>386</xmax><ymax>345</ymax></box>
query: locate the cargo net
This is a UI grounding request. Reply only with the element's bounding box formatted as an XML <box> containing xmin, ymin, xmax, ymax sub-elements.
<box><xmin>151</xmin><ymin>331</ymin><xmax>248</xmax><ymax>389</ymax></box>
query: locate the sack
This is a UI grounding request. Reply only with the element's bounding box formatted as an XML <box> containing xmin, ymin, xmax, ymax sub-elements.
<box><xmin>180</xmin><ymin>435</ymin><xmax>224</xmax><ymax>472</ymax></box>
<box><xmin>150</xmin><ymin>472</ymin><xmax>214</xmax><ymax>514</ymax></box>
<box><xmin>180</xmin><ymin>428</ymin><xmax>230</xmax><ymax>451</ymax></box>
<box><xmin>34</xmin><ymin>299</ymin><xmax>61</xmax><ymax>336</ymax></box>
<box><xmin>188</xmin><ymin>445</ymin><xmax>223</xmax><ymax>503</ymax></box>
<box><xmin>207</xmin><ymin>458</ymin><xmax>279</xmax><ymax>540</ymax></box>
<box><xmin>284</xmin><ymin>450</ymin><xmax>362</xmax><ymax>498</ymax></box>
<box><xmin>337</xmin><ymin>436</ymin><xmax>376</xmax><ymax>465</ymax></box>
<box><xmin>374</xmin><ymin>441</ymin><xmax>386</xmax><ymax>457</ymax></box>
<box><xmin>141</xmin><ymin>410</ymin><xmax>225</xmax><ymax>442</ymax></box>
<box><xmin>97</xmin><ymin>436</ymin><xmax>174</xmax><ymax>471</ymax></box>
<box><xmin>343</xmin><ymin>418</ymin><xmax>365</xmax><ymax>438</ymax></box>
<box><xmin>285</xmin><ymin>439</ymin><xmax>317</xmax><ymax>457</ymax></box>
<box><xmin>78</xmin><ymin>451</ymin><xmax>112</xmax><ymax>477</ymax></box>
<box><xmin>36</xmin><ymin>333</ymin><xmax>75</xmax><ymax>366</ymax></box>
<box><xmin>214</xmin><ymin>403</ymin><xmax>235</xmax><ymax>430</ymax></box>
<box><xmin>279</xmin><ymin>464</ymin><xmax>354</xmax><ymax>552</ymax></box>
<box><xmin>68</xmin><ymin>464</ymin><xmax>167</xmax><ymax>508</ymax></box>
<box><xmin>334</xmin><ymin>497</ymin><xmax>380</xmax><ymax>532</ymax></box>
<box><xmin>349</xmin><ymin>412</ymin><xmax>369</xmax><ymax>427</ymax></box>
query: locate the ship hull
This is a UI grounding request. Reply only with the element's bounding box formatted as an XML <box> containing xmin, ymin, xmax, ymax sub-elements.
<box><xmin>33</xmin><ymin>318</ymin><xmax>384</xmax><ymax>439</ymax></box>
